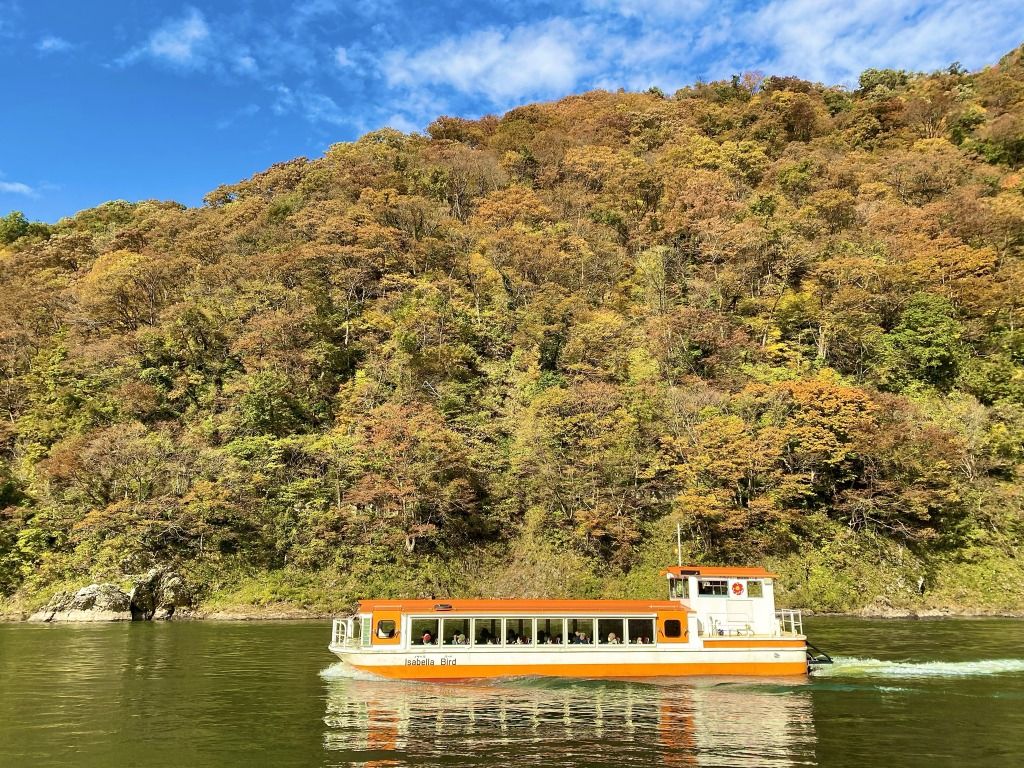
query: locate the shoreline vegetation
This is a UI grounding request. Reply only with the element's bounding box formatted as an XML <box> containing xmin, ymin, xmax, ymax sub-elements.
<box><xmin>4</xmin><ymin>49</ymin><xmax>1024</xmax><ymax>622</ymax></box>
<box><xmin>3</xmin><ymin>606</ymin><xmax>1024</xmax><ymax>622</ymax></box>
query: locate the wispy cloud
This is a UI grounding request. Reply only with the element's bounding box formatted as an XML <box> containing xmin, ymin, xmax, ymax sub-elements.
<box><xmin>272</xmin><ymin>84</ymin><xmax>351</xmax><ymax>127</ymax></box>
<box><xmin>118</xmin><ymin>6</ymin><xmax>211</xmax><ymax>69</ymax></box>
<box><xmin>383</xmin><ymin>19</ymin><xmax>586</xmax><ymax>103</ymax></box>
<box><xmin>0</xmin><ymin>179</ymin><xmax>38</xmax><ymax>197</ymax></box>
<box><xmin>334</xmin><ymin>46</ymin><xmax>354</xmax><ymax>68</ymax></box>
<box><xmin>738</xmin><ymin>0</ymin><xmax>1024</xmax><ymax>85</ymax></box>
<box><xmin>99</xmin><ymin>0</ymin><xmax>1024</xmax><ymax>134</ymax></box>
<box><xmin>36</xmin><ymin>35</ymin><xmax>73</xmax><ymax>54</ymax></box>
<box><xmin>381</xmin><ymin>113</ymin><xmax>422</xmax><ymax>134</ymax></box>
<box><xmin>0</xmin><ymin>1</ymin><xmax>19</xmax><ymax>39</ymax></box>
<box><xmin>216</xmin><ymin>103</ymin><xmax>260</xmax><ymax>130</ymax></box>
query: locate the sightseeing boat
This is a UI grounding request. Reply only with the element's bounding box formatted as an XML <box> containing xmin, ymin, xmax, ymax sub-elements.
<box><xmin>329</xmin><ymin>564</ymin><xmax>831</xmax><ymax>680</ymax></box>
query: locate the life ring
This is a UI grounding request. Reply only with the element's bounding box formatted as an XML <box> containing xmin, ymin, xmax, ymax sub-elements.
<box><xmin>731</xmin><ymin>582</ymin><xmax>744</xmax><ymax>596</ymax></box>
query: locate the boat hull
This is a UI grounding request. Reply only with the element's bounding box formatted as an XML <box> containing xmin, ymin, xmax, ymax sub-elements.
<box><xmin>330</xmin><ymin>643</ymin><xmax>808</xmax><ymax>680</ymax></box>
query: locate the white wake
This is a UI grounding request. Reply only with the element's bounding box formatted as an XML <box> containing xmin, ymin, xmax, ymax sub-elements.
<box><xmin>812</xmin><ymin>656</ymin><xmax>1024</xmax><ymax>679</ymax></box>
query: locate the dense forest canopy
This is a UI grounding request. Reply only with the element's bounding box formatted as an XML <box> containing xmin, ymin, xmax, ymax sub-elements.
<box><xmin>3</xmin><ymin>47</ymin><xmax>1024</xmax><ymax>613</ymax></box>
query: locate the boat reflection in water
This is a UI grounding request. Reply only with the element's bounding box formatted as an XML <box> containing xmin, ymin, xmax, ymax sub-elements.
<box><xmin>322</xmin><ymin>666</ymin><xmax>816</xmax><ymax>767</ymax></box>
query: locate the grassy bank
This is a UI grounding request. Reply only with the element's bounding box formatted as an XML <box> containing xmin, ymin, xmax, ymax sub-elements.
<box><xmin>5</xmin><ymin>528</ymin><xmax>1020</xmax><ymax>621</ymax></box>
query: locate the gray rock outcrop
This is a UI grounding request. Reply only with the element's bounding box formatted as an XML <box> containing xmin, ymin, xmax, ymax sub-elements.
<box><xmin>154</xmin><ymin>570</ymin><xmax>190</xmax><ymax>619</ymax></box>
<box><xmin>129</xmin><ymin>568</ymin><xmax>191</xmax><ymax>620</ymax></box>
<box><xmin>28</xmin><ymin>569</ymin><xmax>193</xmax><ymax>623</ymax></box>
<box><xmin>129</xmin><ymin>570</ymin><xmax>160</xmax><ymax>620</ymax></box>
<box><xmin>29</xmin><ymin>583</ymin><xmax>133</xmax><ymax>622</ymax></box>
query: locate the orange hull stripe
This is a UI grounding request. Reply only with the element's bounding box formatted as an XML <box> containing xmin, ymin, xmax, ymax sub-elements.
<box><xmin>702</xmin><ymin>639</ymin><xmax>806</xmax><ymax>648</ymax></box>
<box><xmin>352</xmin><ymin>661</ymin><xmax>808</xmax><ymax>679</ymax></box>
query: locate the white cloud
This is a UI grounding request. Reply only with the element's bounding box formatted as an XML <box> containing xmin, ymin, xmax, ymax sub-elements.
<box><xmin>0</xmin><ymin>1</ymin><xmax>19</xmax><ymax>39</ymax></box>
<box><xmin>294</xmin><ymin>0</ymin><xmax>339</xmax><ymax>19</ymax></box>
<box><xmin>381</xmin><ymin>113</ymin><xmax>421</xmax><ymax>134</ymax></box>
<box><xmin>119</xmin><ymin>6</ymin><xmax>211</xmax><ymax>68</ymax></box>
<box><xmin>0</xmin><ymin>180</ymin><xmax>37</xmax><ymax>197</ymax></box>
<box><xmin>234</xmin><ymin>53</ymin><xmax>259</xmax><ymax>75</ymax></box>
<box><xmin>36</xmin><ymin>35</ymin><xmax>73</xmax><ymax>54</ymax></box>
<box><xmin>739</xmin><ymin>0</ymin><xmax>1024</xmax><ymax>84</ymax></box>
<box><xmin>583</xmin><ymin>0</ymin><xmax>710</xmax><ymax>19</ymax></box>
<box><xmin>383</xmin><ymin>19</ymin><xmax>586</xmax><ymax>103</ymax></box>
<box><xmin>299</xmin><ymin>91</ymin><xmax>349</xmax><ymax>126</ymax></box>
<box><xmin>272</xmin><ymin>85</ymin><xmax>351</xmax><ymax>127</ymax></box>
<box><xmin>334</xmin><ymin>46</ymin><xmax>353</xmax><ymax>67</ymax></box>
<box><xmin>271</xmin><ymin>84</ymin><xmax>296</xmax><ymax>115</ymax></box>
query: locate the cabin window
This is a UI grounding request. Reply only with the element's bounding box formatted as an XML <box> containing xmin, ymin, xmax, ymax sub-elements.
<box><xmin>671</xmin><ymin>578</ymin><xmax>690</xmax><ymax>599</ymax></box>
<box><xmin>534</xmin><ymin>617</ymin><xmax>565</xmax><ymax>645</ymax></box>
<box><xmin>504</xmin><ymin>617</ymin><xmax>533</xmax><ymax>645</ymax></box>
<box><xmin>376</xmin><ymin>619</ymin><xmax>396</xmax><ymax>638</ymax></box>
<box><xmin>411</xmin><ymin>618</ymin><xmax>440</xmax><ymax>645</ymax></box>
<box><xmin>360</xmin><ymin>616</ymin><xmax>372</xmax><ymax>647</ymax></box>
<box><xmin>474</xmin><ymin>618</ymin><xmax>501</xmax><ymax>645</ymax></box>
<box><xmin>747</xmin><ymin>580</ymin><xmax>764</xmax><ymax>598</ymax></box>
<box><xmin>627</xmin><ymin>618</ymin><xmax>655</xmax><ymax>644</ymax></box>
<box><xmin>663</xmin><ymin>619</ymin><xmax>682</xmax><ymax>638</ymax></box>
<box><xmin>597</xmin><ymin>618</ymin><xmax>626</xmax><ymax>645</ymax></box>
<box><xmin>566</xmin><ymin>618</ymin><xmax>595</xmax><ymax>644</ymax></box>
<box><xmin>442</xmin><ymin>618</ymin><xmax>471</xmax><ymax>646</ymax></box>
<box><xmin>698</xmin><ymin>579</ymin><xmax>729</xmax><ymax>596</ymax></box>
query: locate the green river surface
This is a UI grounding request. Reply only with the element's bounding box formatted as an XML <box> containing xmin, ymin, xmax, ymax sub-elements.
<box><xmin>1</xmin><ymin>617</ymin><xmax>1022</xmax><ymax>767</ymax></box>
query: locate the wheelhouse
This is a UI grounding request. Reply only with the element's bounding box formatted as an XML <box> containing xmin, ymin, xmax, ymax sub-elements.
<box><xmin>663</xmin><ymin>564</ymin><xmax>786</xmax><ymax>637</ymax></box>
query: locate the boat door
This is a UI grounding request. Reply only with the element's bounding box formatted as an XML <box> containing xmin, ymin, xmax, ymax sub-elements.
<box><xmin>725</xmin><ymin>597</ymin><xmax>754</xmax><ymax>634</ymax></box>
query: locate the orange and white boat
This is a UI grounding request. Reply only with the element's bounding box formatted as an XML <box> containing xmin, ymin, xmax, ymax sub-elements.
<box><xmin>329</xmin><ymin>563</ymin><xmax>831</xmax><ymax>680</ymax></box>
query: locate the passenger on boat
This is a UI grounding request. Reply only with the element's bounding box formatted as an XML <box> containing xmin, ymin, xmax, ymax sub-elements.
<box><xmin>479</xmin><ymin>628</ymin><xmax>493</xmax><ymax>645</ymax></box>
<box><xmin>421</xmin><ymin>631</ymin><xmax>434</xmax><ymax>645</ymax></box>
<box><xmin>517</xmin><ymin>635</ymin><xmax>531</xmax><ymax>645</ymax></box>
<box><xmin>607</xmin><ymin>632</ymin><xmax>621</xmax><ymax>645</ymax></box>
<box><xmin>552</xmin><ymin>634</ymin><xmax>563</xmax><ymax>644</ymax></box>
<box><xmin>580</xmin><ymin>633</ymin><xmax>591</xmax><ymax>644</ymax></box>
<box><xmin>453</xmin><ymin>632</ymin><xmax>467</xmax><ymax>645</ymax></box>
<box><xmin>537</xmin><ymin>631</ymin><xmax>547</xmax><ymax>644</ymax></box>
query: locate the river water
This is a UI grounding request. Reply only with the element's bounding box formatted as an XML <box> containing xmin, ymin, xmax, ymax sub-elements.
<box><xmin>0</xmin><ymin>617</ymin><xmax>1021</xmax><ymax>767</ymax></box>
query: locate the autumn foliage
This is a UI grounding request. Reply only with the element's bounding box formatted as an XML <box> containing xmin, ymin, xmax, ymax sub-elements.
<box><xmin>3</xmin><ymin>48</ymin><xmax>1024</xmax><ymax>608</ymax></box>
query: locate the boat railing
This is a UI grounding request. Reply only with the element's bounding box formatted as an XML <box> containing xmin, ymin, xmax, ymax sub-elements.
<box><xmin>699</xmin><ymin>615</ymin><xmax>757</xmax><ymax>637</ymax></box>
<box><xmin>775</xmin><ymin>608</ymin><xmax>803</xmax><ymax>636</ymax></box>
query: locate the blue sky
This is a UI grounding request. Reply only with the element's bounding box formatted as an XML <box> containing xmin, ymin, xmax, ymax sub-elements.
<box><xmin>3</xmin><ymin>0</ymin><xmax>1023</xmax><ymax>223</ymax></box>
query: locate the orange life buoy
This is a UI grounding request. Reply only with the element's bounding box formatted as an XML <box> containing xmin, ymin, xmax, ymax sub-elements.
<box><xmin>731</xmin><ymin>581</ymin><xmax>744</xmax><ymax>596</ymax></box>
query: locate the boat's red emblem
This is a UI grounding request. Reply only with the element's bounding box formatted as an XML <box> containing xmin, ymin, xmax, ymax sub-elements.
<box><xmin>731</xmin><ymin>582</ymin><xmax>744</xmax><ymax>595</ymax></box>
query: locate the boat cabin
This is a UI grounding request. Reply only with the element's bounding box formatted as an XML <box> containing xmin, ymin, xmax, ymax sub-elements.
<box><xmin>333</xmin><ymin>598</ymin><xmax>694</xmax><ymax>651</ymax></box>
<box><xmin>664</xmin><ymin>565</ymin><xmax>789</xmax><ymax>637</ymax></box>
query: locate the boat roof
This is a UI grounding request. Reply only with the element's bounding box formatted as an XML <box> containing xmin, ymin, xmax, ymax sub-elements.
<box><xmin>356</xmin><ymin>598</ymin><xmax>693</xmax><ymax>614</ymax></box>
<box><xmin>662</xmin><ymin>564</ymin><xmax>779</xmax><ymax>579</ymax></box>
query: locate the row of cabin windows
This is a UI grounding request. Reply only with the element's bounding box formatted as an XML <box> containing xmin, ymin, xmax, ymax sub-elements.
<box><xmin>380</xmin><ymin>617</ymin><xmax>678</xmax><ymax>647</ymax></box>
<box><xmin>671</xmin><ymin>579</ymin><xmax>764</xmax><ymax>599</ymax></box>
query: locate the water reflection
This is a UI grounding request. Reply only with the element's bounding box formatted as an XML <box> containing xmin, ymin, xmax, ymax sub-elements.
<box><xmin>322</xmin><ymin>670</ymin><xmax>816</xmax><ymax>767</ymax></box>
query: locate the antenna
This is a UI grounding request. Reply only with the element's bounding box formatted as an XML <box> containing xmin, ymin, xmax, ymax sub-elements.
<box><xmin>676</xmin><ymin>522</ymin><xmax>682</xmax><ymax>567</ymax></box>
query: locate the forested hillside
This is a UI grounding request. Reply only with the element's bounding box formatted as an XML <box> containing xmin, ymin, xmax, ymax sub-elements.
<box><xmin>4</xmin><ymin>47</ymin><xmax>1024</xmax><ymax>616</ymax></box>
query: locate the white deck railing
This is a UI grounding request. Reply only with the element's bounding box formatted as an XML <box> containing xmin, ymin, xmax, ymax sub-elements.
<box><xmin>331</xmin><ymin>618</ymin><xmax>358</xmax><ymax>647</ymax></box>
<box><xmin>775</xmin><ymin>609</ymin><xmax>803</xmax><ymax>636</ymax></box>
